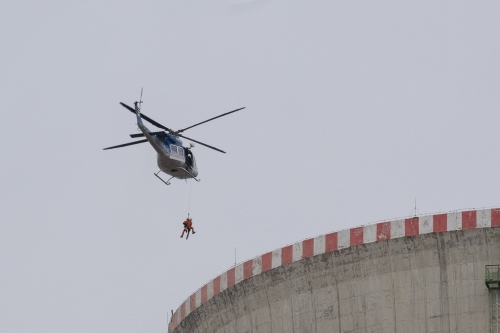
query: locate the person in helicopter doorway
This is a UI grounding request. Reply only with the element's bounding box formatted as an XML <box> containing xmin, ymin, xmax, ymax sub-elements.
<box><xmin>185</xmin><ymin>149</ymin><xmax>193</xmax><ymax>170</ymax></box>
<box><xmin>180</xmin><ymin>217</ymin><xmax>195</xmax><ymax>239</ymax></box>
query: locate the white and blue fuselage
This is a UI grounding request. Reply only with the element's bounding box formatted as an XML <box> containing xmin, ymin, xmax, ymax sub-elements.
<box><xmin>135</xmin><ymin>104</ymin><xmax>198</xmax><ymax>180</ymax></box>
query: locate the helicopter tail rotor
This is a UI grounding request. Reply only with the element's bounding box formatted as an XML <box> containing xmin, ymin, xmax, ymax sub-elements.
<box><xmin>138</xmin><ymin>87</ymin><xmax>143</xmax><ymax>113</ymax></box>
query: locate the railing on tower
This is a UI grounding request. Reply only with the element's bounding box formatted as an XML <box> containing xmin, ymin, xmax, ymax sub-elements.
<box><xmin>486</xmin><ymin>265</ymin><xmax>500</xmax><ymax>333</ymax></box>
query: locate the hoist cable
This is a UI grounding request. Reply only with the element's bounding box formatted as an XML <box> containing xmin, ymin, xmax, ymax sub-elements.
<box><xmin>188</xmin><ymin>179</ymin><xmax>192</xmax><ymax>217</ymax></box>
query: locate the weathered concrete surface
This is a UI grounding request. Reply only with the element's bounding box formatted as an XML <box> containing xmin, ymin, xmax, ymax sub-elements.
<box><xmin>175</xmin><ymin>228</ymin><xmax>500</xmax><ymax>333</ymax></box>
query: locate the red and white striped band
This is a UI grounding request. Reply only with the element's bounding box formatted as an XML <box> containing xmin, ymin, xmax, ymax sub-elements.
<box><xmin>168</xmin><ymin>208</ymin><xmax>500</xmax><ymax>332</ymax></box>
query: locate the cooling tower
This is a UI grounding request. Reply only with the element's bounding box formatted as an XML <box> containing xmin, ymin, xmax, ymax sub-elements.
<box><xmin>169</xmin><ymin>208</ymin><xmax>500</xmax><ymax>333</ymax></box>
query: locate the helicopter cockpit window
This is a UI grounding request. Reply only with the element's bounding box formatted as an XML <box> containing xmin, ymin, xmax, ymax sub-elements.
<box><xmin>170</xmin><ymin>145</ymin><xmax>178</xmax><ymax>154</ymax></box>
<box><xmin>178</xmin><ymin>149</ymin><xmax>184</xmax><ymax>156</ymax></box>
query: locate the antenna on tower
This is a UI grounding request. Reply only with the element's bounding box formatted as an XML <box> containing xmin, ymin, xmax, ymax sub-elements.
<box><xmin>410</xmin><ymin>197</ymin><xmax>420</xmax><ymax>217</ymax></box>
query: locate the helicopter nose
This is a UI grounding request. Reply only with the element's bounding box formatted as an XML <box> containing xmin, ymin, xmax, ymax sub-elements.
<box><xmin>191</xmin><ymin>168</ymin><xmax>198</xmax><ymax>178</ymax></box>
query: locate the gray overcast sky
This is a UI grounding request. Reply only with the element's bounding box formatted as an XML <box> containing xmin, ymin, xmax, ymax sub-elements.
<box><xmin>1</xmin><ymin>1</ymin><xmax>499</xmax><ymax>332</ymax></box>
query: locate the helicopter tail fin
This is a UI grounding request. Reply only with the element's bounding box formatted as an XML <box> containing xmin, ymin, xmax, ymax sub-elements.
<box><xmin>134</xmin><ymin>88</ymin><xmax>145</xmax><ymax>128</ymax></box>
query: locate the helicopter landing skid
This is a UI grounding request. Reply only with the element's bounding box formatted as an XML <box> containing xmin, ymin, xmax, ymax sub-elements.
<box><xmin>154</xmin><ymin>171</ymin><xmax>175</xmax><ymax>185</ymax></box>
<box><xmin>176</xmin><ymin>167</ymin><xmax>200</xmax><ymax>182</ymax></box>
<box><xmin>154</xmin><ymin>168</ymin><xmax>200</xmax><ymax>186</ymax></box>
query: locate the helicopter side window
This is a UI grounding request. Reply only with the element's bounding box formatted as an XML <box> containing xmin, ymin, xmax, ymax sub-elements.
<box><xmin>170</xmin><ymin>145</ymin><xmax>178</xmax><ymax>154</ymax></box>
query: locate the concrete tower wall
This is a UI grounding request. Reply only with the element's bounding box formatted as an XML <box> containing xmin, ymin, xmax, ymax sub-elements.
<box><xmin>169</xmin><ymin>208</ymin><xmax>500</xmax><ymax>333</ymax></box>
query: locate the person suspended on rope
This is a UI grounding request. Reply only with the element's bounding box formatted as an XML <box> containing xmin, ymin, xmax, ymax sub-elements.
<box><xmin>180</xmin><ymin>217</ymin><xmax>195</xmax><ymax>239</ymax></box>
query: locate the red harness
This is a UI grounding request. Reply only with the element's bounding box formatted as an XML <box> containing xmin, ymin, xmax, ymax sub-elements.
<box><xmin>183</xmin><ymin>220</ymin><xmax>192</xmax><ymax>229</ymax></box>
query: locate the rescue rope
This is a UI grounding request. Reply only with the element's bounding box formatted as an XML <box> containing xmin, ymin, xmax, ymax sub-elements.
<box><xmin>188</xmin><ymin>179</ymin><xmax>192</xmax><ymax>218</ymax></box>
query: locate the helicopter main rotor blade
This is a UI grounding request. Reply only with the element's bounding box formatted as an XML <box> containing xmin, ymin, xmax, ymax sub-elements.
<box><xmin>130</xmin><ymin>131</ymin><xmax>166</xmax><ymax>138</ymax></box>
<box><xmin>119</xmin><ymin>102</ymin><xmax>173</xmax><ymax>132</ymax></box>
<box><xmin>175</xmin><ymin>107</ymin><xmax>245</xmax><ymax>134</ymax></box>
<box><xmin>177</xmin><ymin>134</ymin><xmax>226</xmax><ymax>154</ymax></box>
<box><xmin>103</xmin><ymin>139</ymin><xmax>148</xmax><ymax>150</ymax></box>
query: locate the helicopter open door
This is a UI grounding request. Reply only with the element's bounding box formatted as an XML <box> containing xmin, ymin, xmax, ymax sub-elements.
<box><xmin>185</xmin><ymin>149</ymin><xmax>196</xmax><ymax>169</ymax></box>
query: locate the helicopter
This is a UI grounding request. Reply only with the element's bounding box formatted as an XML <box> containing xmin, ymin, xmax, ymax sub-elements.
<box><xmin>103</xmin><ymin>94</ymin><xmax>245</xmax><ymax>185</ymax></box>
